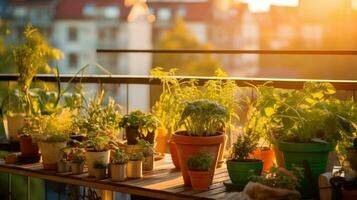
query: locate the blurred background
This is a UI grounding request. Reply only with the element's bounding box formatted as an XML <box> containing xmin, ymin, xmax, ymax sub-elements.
<box><xmin>0</xmin><ymin>0</ymin><xmax>356</xmax><ymax>79</ymax></box>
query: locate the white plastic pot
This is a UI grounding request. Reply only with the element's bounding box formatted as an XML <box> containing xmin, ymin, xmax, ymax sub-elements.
<box><xmin>39</xmin><ymin>141</ymin><xmax>67</xmax><ymax>170</ymax></box>
<box><xmin>85</xmin><ymin>150</ymin><xmax>110</xmax><ymax>176</ymax></box>
<box><xmin>6</xmin><ymin>113</ymin><xmax>25</xmax><ymax>141</ymax></box>
<box><xmin>127</xmin><ymin>160</ymin><xmax>142</xmax><ymax>178</ymax></box>
<box><xmin>111</xmin><ymin>163</ymin><xmax>127</xmax><ymax>181</ymax></box>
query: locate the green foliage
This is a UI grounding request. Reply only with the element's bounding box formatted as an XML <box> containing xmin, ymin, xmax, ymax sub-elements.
<box><xmin>230</xmin><ymin>133</ymin><xmax>258</xmax><ymax>161</ymax></box>
<box><xmin>12</xmin><ymin>25</ymin><xmax>63</xmax><ymax>116</ymax></box>
<box><xmin>75</xmin><ymin>91</ymin><xmax>122</xmax><ymax>151</ymax></box>
<box><xmin>252</xmin><ymin>82</ymin><xmax>357</xmax><ymax>144</ymax></box>
<box><xmin>177</xmin><ymin>99</ymin><xmax>229</xmax><ymax>136</ymax></box>
<box><xmin>186</xmin><ymin>152</ymin><xmax>213</xmax><ymax>171</ymax></box>
<box><xmin>93</xmin><ymin>160</ymin><xmax>107</xmax><ymax>169</ymax></box>
<box><xmin>249</xmin><ymin>165</ymin><xmax>304</xmax><ymax>190</ymax></box>
<box><xmin>119</xmin><ymin>110</ymin><xmax>159</xmax><ymax>137</ymax></box>
<box><xmin>137</xmin><ymin>139</ymin><xmax>154</xmax><ymax>157</ymax></box>
<box><xmin>153</xmin><ymin>19</ymin><xmax>220</xmax><ymax>76</ymax></box>
<box><xmin>20</xmin><ymin>116</ymin><xmax>44</xmax><ymax>136</ymax></box>
<box><xmin>112</xmin><ymin>148</ymin><xmax>129</xmax><ymax>164</ymax></box>
<box><xmin>129</xmin><ymin>152</ymin><xmax>144</xmax><ymax>161</ymax></box>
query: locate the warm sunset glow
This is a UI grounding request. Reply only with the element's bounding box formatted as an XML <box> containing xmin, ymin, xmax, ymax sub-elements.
<box><xmin>236</xmin><ymin>0</ymin><xmax>299</xmax><ymax>12</ymax></box>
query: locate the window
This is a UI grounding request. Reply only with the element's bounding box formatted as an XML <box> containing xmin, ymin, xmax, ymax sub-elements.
<box><xmin>68</xmin><ymin>27</ymin><xmax>78</xmax><ymax>41</ymax></box>
<box><xmin>69</xmin><ymin>53</ymin><xmax>78</xmax><ymax>68</ymax></box>
<box><xmin>83</xmin><ymin>4</ymin><xmax>96</xmax><ymax>16</ymax></box>
<box><xmin>157</xmin><ymin>8</ymin><xmax>171</xmax><ymax>21</ymax></box>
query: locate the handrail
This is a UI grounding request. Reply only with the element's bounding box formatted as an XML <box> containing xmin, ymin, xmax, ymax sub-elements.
<box><xmin>2</xmin><ymin>74</ymin><xmax>357</xmax><ymax>90</ymax></box>
<box><xmin>96</xmin><ymin>49</ymin><xmax>357</xmax><ymax>55</ymax></box>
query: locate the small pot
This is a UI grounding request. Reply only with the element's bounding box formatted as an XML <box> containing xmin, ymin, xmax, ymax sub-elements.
<box><xmin>57</xmin><ymin>160</ymin><xmax>71</xmax><ymax>173</ymax></box>
<box><xmin>39</xmin><ymin>141</ymin><xmax>67</xmax><ymax>170</ymax></box>
<box><xmin>94</xmin><ymin>168</ymin><xmax>107</xmax><ymax>180</ymax></box>
<box><xmin>111</xmin><ymin>163</ymin><xmax>127</xmax><ymax>181</ymax></box>
<box><xmin>85</xmin><ymin>150</ymin><xmax>110</xmax><ymax>176</ymax></box>
<box><xmin>143</xmin><ymin>154</ymin><xmax>154</xmax><ymax>171</ymax></box>
<box><xmin>19</xmin><ymin>135</ymin><xmax>39</xmax><ymax>158</ymax></box>
<box><xmin>6</xmin><ymin>113</ymin><xmax>25</xmax><ymax>141</ymax></box>
<box><xmin>155</xmin><ymin>127</ymin><xmax>168</xmax><ymax>155</ymax></box>
<box><xmin>227</xmin><ymin>159</ymin><xmax>263</xmax><ymax>187</ymax></box>
<box><xmin>127</xmin><ymin>160</ymin><xmax>142</xmax><ymax>178</ymax></box>
<box><xmin>71</xmin><ymin>162</ymin><xmax>84</xmax><ymax>175</ymax></box>
<box><xmin>188</xmin><ymin>170</ymin><xmax>211</xmax><ymax>191</ymax></box>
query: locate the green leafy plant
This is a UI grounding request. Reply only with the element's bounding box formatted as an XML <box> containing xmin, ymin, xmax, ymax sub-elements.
<box><xmin>137</xmin><ymin>139</ymin><xmax>155</xmax><ymax>157</ymax></box>
<box><xmin>129</xmin><ymin>152</ymin><xmax>144</xmax><ymax>161</ymax></box>
<box><xmin>93</xmin><ymin>160</ymin><xmax>107</xmax><ymax>169</ymax></box>
<box><xmin>249</xmin><ymin>165</ymin><xmax>304</xmax><ymax>190</ymax></box>
<box><xmin>253</xmin><ymin>82</ymin><xmax>357</xmax><ymax>144</ymax></box>
<box><xmin>177</xmin><ymin>99</ymin><xmax>229</xmax><ymax>136</ymax></box>
<box><xmin>12</xmin><ymin>25</ymin><xmax>63</xmax><ymax>116</ymax></box>
<box><xmin>19</xmin><ymin>115</ymin><xmax>44</xmax><ymax>136</ymax></box>
<box><xmin>119</xmin><ymin>110</ymin><xmax>160</xmax><ymax>137</ymax></box>
<box><xmin>186</xmin><ymin>152</ymin><xmax>213</xmax><ymax>171</ymax></box>
<box><xmin>112</xmin><ymin>149</ymin><xmax>129</xmax><ymax>164</ymax></box>
<box><xmin>230</xmin><ymin>133</ymin><xmax>258</xmax><ymax>161</ymax></box>
<box><xmin>71</xmin><ymin>149</ymin><xmax>86</xmax><ymax>163</ymax></box>
<box><xmin>36</xmin><ymin>108</ymin><xmax>76</xmax><ymax>142</ymax></box>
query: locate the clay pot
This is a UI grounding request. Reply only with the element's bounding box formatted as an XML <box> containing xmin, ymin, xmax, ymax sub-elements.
<box><xmin>127</xmin><ymin>160</ymin><xmax>142</xmax><ymax>178</ymax></box>
<box><xmin>71</xmin><ymin>162</ymin><xmax>84</xmax><ymax>174</ymax></box>
<box><xmin>39</xmin><ymin>141</ymin><xmax>67</xmax><ymax>170</ymax></box>
<box><xmin>111</xmin><ymin>163</ymin><xmax>127</xmax><ymax>181</ymax></box>
<box><xmin>169</xmin><ymin>140</ymin><xmax>180</xmax><ymax>169</ymax></box>
<box><xmin>6</xmin><ymin>113</ymin><xmax>25</xmax><ymax>141</ymax></box>
<box><xmin>250</xmin><ymin>147</ymin><xmax>275</xmax><ymax>172</ymax></box>
<box><xmin>188</xmin><ymin>170</ymin><xmax>211</xmax><ymax>191</ymax></box>
<box><xmin>94</xmin><ymin>168</ymin><xmax>107</xmax><ymax>180</ymax></box>
<box><xmin>172</xmin><ymin>132</ymin><xmax>224</xmax><ymax>186</ymax></box>
<box><xmin>57</xmin><ymin>160</ymin><xmax>71</xmax><ymax>173</ymax></box>
<box><xmin>85</xmin><ymin>150</ymin><xmax>110</xmax><ymax>176</ymax></box>
<box><xmin>155</xmin><ymin>128</ymin><xmax>168</xmax><ymax>155</ymax></box>
<box><xmin>19</xmin><ymin>135</ymin><xmax>39</xmax><ymax>158</ymax></box>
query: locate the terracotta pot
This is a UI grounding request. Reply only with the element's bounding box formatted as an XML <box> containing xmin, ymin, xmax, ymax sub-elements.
<box><xmin>85</xmin><ymin>150</ymin><xmax>110</xmax><ymax>176</ymax></box>
<box><xmin>71</xmin><ymin>162</ymin><xmax>84</xmax><ymax>174</ymax></box>
<box><xmin>172</xmin><ymin>132</ymin><xmax>224</xmax><ymax>186</ymax></box>
<box><xmin>217</xmin><ymin>134</ymin><xmax>228</xmax><ymax>168</ymax></box>
<box><xmin>6</xmin><ymin>113</ymin><xmax>25</xmax><ymax>141</ymax></box>
<box><xmin>57</xmin><ymin>160</ymin><xmax>70</xmax><ymax>173</ymax></box>
<box><xmin>19</xmin><ymin>135</ymin><xmax>39</xmax><ymax>157</ymax></box>
<box><xmin>250</xmin><ymin>147</ymin><xmax>275</xmax><ymax>172</ymax></box>
<box><xmin>169</xmin><ymin>140</ymin><xmax>180</xmax><ymax>169</ymax></box>
<box><xmin>127</xmin><ymin>160</ymin><xmax>142</xmax><ymax>178</ymax></box>
<box><xmin>155</xmin><ymin>128</ymin><xmax>168</xmax><ymax>155</ymax></box>
<box><xmin>39</xmin><ymin>141</ymin><xmax>67</xmax><ymax>170</ymax></box>
<box><xmin>111</xmin><ymin>163</ymin><xmax>127</xmax><ymax>181</ymax></box>
<box><xmin>126</xmin><ymin>127</ymin><xmax>140</xmax><ymax>145</ymax></box>
<box><xmin>143</xmin><ymin>154</ymin><xmax>154</xmax><ymax>171</ymax></box>
<box><xmin>188</xmin><ymin>170</ymin><xmax>211</xmax><ymax>191</ymax></box>
<box><xmin>94</xmin><ymin>168</ymin><xmax>107</xmax><ymax>180</ymax></box>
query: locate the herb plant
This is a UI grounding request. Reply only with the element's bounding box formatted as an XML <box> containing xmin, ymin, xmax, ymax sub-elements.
<box><xmin>112</xmin><ymin>149</ymin><xmax>129</xmax><ymax>164</ymax></box>
<box><xmin>119</xmin><ymin>110</ymin><xmax>160</xmax><ymax>137</ymax></box>
<box><xmin>186</xmin><ymin>152</ymin><xmax>213</xmax><ymax>171</ymax></box>
<box><xmin>230</xmin><ymin>133</ymin><xmax>258</xmax><ymax>161</ymax></box>
<box><xmin>177</xmin><ymin>99</ymin><xmax>229</xmax><ymax>136</ymax></box>
<box><xmin>249</xmin><ymin>165</ymin><xmax>303</xmax><ymax>190</ymax></box>
<box><xmin>129</xmin><ymin>152</ymin><xmax>144</xmax><ymax>161</ymax></box>
<box><xmin>71</xmin><ymin>149</ymin><xmax>86</xmax><ymax>163</ymax></box>
<box><xmin>93</xmin><ymin>160</ymin><xmax>107</xmax><ymax>169</ymax></box>
<box><xmin>137</xmin><ymin>139</ymin><xmax>155</xmax><ymax>157</ymax></box>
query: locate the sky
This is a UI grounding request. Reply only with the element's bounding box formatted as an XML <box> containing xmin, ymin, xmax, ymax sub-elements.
<box><xmin>236</xmin><ymin>0</ymin><xmax>299</xmax><ymax>12</ymax></box>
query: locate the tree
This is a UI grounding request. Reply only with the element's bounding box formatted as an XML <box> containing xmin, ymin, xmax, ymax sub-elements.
<box><xmin>153</xmin><ymin>19</ymin><xmax>221</xmax><ymax>76</ymax></box>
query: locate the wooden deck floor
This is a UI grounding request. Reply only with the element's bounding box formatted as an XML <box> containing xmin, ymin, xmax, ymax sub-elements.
<box><xmin>0</xmin><ymin>156</ymin><xmax>240</xmax><ymax>200</ymax></box>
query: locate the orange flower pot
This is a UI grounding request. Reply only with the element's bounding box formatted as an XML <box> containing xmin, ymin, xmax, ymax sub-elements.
<box><xmin>169</xmin><ymin>140</ymin><xmax>180</xmax><ymax>169</ymax></box>
<box><xmin>155</xmin><ymin>128</ymin><xmax>168</xmax><ymax>155</ymax></box>
<box><xmin>172</xmin><ymin>132</ymin><xmax>224</xmax><ymax>186</ymax></box>
<box><xmin>250</xmin><ymin>147</ymin><xmax>275</xmax><ymax>172</ymax></box>
<box><xmin>188</xmin><ymin>171</ymin><xmax>211</xmax><ymax>191</ymax></box>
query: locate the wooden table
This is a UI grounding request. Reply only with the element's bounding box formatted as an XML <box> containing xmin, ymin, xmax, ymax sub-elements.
<box><xmin>0</xmin><ymin>156</ymin><xmax>239</xmax><ymax>200</ymax></box>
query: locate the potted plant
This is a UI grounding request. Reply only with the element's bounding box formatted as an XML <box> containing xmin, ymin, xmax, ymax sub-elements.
<box><xmin>245</xmin><ymin>165</ymin><xmax>303</xmax><ymax>199</ymax></box>
<box><xmin>187</xmin><ymin>152</ymin><xmax>213</xmax><ymax>191</ymax></box>
<box><xmin>93</xmin><ymin>160</ymin><xmax>107</xmax><ymax>180</ymax></box>
<box><xmin>227</xmin><ymin>133</ymin><xmax>263</xmax><ymax>188</ymax></box>
<box><xmin>173</xmin><ymin>99</ymin><xmax>228</xmax><ymax>186</ymax></box>
<box><xmin>57</xmin><ymin>147</ymin><xmax>71</xmax><ymax>173</ymax></box>
<box><xmin>127</xmin><ymin>152</ymin><xmax>144</xmax><ymax>178</ymax></box>
<box><xmin>119</xmin><ymin>110</ymin><xmax>160</xmax><ymax>145</ymax></box>
<box><xmin>137</xmin><ymin>139</ymin><xmax>155</xmax><ymax>171</ymax></box>
<box><xmin>71</xmin><ymin>149</ymin><xmax>86</xmax><ymax>175</ymax></box>
<box><xmin>255</xmin><ymin>82</ymin><xmax>357</xmax><ymax>198</ymax></box>
<box><xmin>37</xmin><ymin>108</ymin><xmax>75</xmax><ymax>170</ymax></box>
<box><xmin>75</xmin><ymin>92</ymin><xmax>121</xmax><ymax>176</ymax></box>
<box><xmin>17</xmin><ymin>116</ymin><xmax>42</xmax><ymax>161</ymax></box>
<box><xmin>110</xmin><ymin>148</ymin><xmax>129</xmax><ymax>181</ymax></box>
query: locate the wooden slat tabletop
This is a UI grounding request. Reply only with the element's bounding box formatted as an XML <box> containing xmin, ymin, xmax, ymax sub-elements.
<box><xmin>0</xmin><ymin>155</ymin><xmax>240</xmax><ymax>200</ymax></box>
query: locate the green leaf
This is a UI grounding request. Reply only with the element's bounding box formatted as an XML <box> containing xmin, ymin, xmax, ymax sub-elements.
<box><xmin>264</xmin><ymin>107</ymin><xmax>275</xmax><ymax>117</ymax></box>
